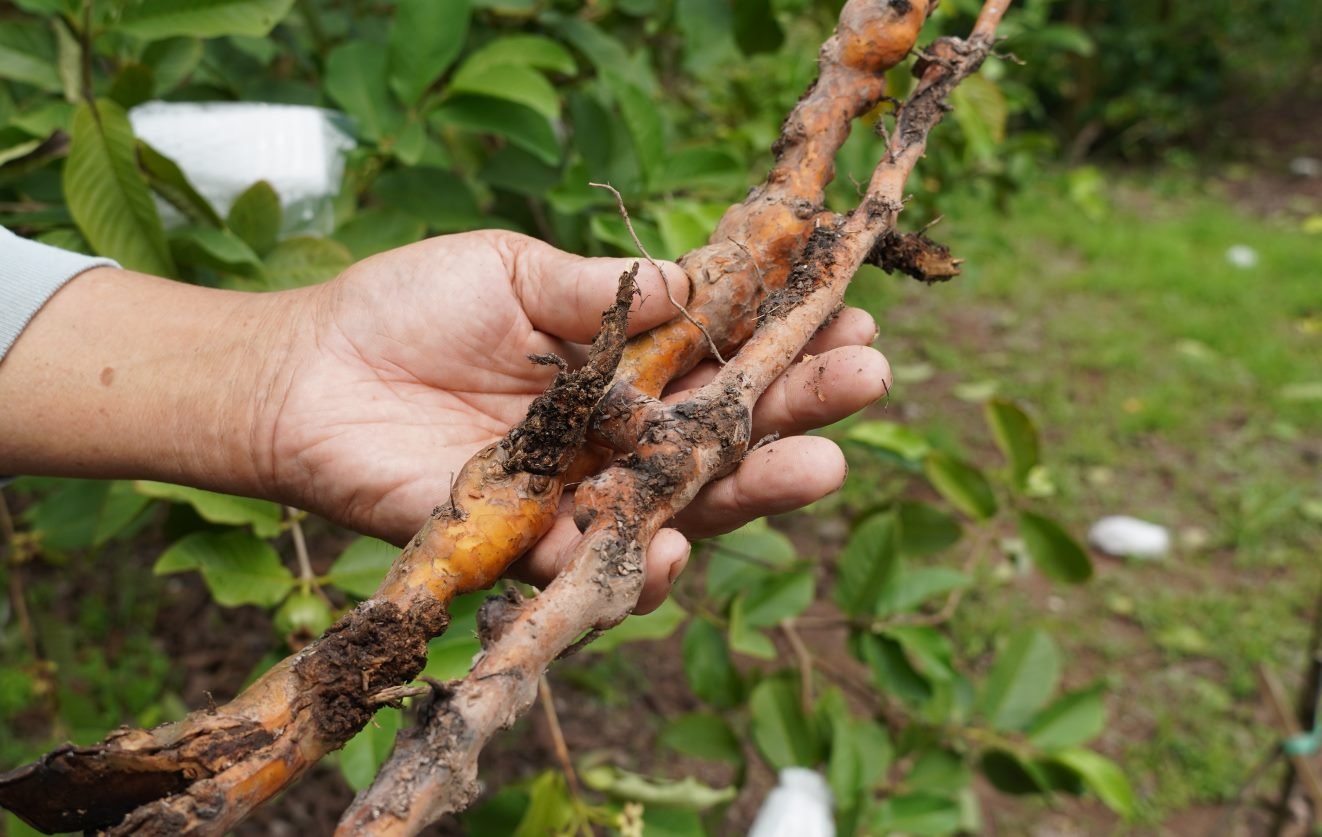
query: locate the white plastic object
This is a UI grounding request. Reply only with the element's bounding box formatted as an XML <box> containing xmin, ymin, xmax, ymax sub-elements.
<box><xmin>1088</xmin><ymin>515</ymin><xmax>1172</xmax><ymax>560</ymax></box>
<box><xmin>129</xmin><ymin>101</ymin><xmax>355</xmax><ymax>236</ymax></box>
<box><xmin>747</xmin><ymin>767</ymin><xmax>835</xmax><ymax>837</ymax></box>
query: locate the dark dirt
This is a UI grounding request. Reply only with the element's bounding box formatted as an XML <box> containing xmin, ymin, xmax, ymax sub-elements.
<box><xmin>297</xmin><ymin>598</ymin><xmax>443</xmax><ymax>743</ymax></box>
<box><xmin>503</xmin><ymin>266</ymin><xmax>636</xmax><ymax>477</ymax></box>
<box><xmin>866</xmin><ymin>229</ymin><xmax>962</xmax><ymax>284</ymax></box>
<box><xmin>757</xmin><ymin>223</ymin><xmax>842</xmax><ymax>322</ymax></box>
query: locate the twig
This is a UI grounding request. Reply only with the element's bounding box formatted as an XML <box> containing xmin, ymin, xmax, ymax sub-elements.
<box><xmin>0</xmin><ymin>491</ymin><xmax>39</xmax><ymax>660</ymax></box>
<box><xmin>285</xmin><ymin>506</ymin><xmax>317</xmax><ymax>591</ymax></box>
<box><xmin>369</xmin><ymin>685</ymin><xmax>431</xmax><ymax>706</ymax></box>
<box><xmin>1260</xmin><ymin>663</ymin><xmax>1322</xmax><ymax>817</ymax></box>
<box><xmin>538</xmin><ymin>676</ymin><xmax>582</xmax><ymax>799</ymax></box>
<box><xmin>589</xmin><ymin>181</ymin><xmax>726</xmax><ymax>364</ymax></box>
<box><xmin>782</xmin><ymin>619</ymin><xmax>815</xmax><ymax>714</ymax></box>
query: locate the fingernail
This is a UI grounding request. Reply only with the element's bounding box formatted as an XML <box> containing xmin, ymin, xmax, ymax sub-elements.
<box><xmin>667</xmin><ymin>552</ymin><xmax>690</xmax><ymax>584</ymax></box>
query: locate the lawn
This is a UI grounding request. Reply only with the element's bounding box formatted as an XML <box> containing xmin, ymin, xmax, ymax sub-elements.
<box><xmin>832</xmin><ymin>169</ymin><xmax>1322</xmax><ymax>828</ymax></box>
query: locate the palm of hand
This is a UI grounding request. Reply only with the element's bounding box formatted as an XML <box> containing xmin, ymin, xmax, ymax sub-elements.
<box><xmin>269</xmin><ymin>234</ymin><xmax>575</xmax><ymax>545</ymax></box>
<box><xmin>256</xmin><ymin>230</ymin><xmax>889</xmax><ymax>610</ymax></box>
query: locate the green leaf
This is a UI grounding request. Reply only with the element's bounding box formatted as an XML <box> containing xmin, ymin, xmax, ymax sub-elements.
<box><xmin>373</xmin><ymin>167</ymin><xmax>480</xmax><ymax>231</ymax></box>
<box><xmin>1048</xmin><ymin>748</ymin><xmax>1136</xmax><ymax>818</ymax></box>
<box><xmin>460</xmin><ymin>34</ymin><xmax>576</xmax><ymax>76</ymax></box>
<box><xmin>659</xmin><ymin>713</ymin><xmax>744</xmax><ymax>766</ymax></box>
<box><xmin>512</xmin><ymin>772</ymin><xmax>576</xmax><ymax>837</ymax></box>
<box><xmin>116</xmin><ymin>0</ymin><xmax>297</xmax><ymax>40</ymax></box>
<box><xmin>333</xmin><ymin>207</ymin><xmax>426</xmax><ymax>260</ymax></box>
<box><xmin>742</xmin><ymin>569</ymin><xmax>814</xmax><ymax>628</ymax></box>
<box><xmin>419</xmin><ymin>592</ymin><xmax>483</xmax><ymax>680</ymax></box>
<box><xmin>448</xmin><ymin>62</ymin><xmax>560</xmax><ymax>121</ymax></box>
<box><xmin>134</xmin><ymin>481</ymin><xmax>283</xmax><ymax>536</ymax></box>
<box><xmin>326</xmin><ymin>40</ymin><xmax>399</xmax><ymax>142</ymax></box>
<box><xmin>706</xmin><ymin>519</ymin><xmax>795</xmax><ymax>604</ymax></box>
<box><xmin>613</xmin><ymin>80</ymin><xmax>664</xmax><ymax>189</ymax></box>
<box><xmin>170</xmin><ymin>224</ymin><xmax>263</xmax><ymax>276</ymax></box>
<box><xmin>949</xmin><ymin>73</ymin><xmax>1007</xmax><ymax>163</ymax></box>
<box><xmin>154</xmin><ymin>530</ymin><xmax>295</xmax><ymax>607</ymax></box>
<box><xmin>339</xmin><ymin>707</ymin><xmax>400</xmax><ymax>791</ymax></box>
<box><xmin>326</xmin><ymin>536</ymin><xmax>397</xmax><ymax>598</ymax></box>
<box><xmin>654</xmin><ymin>146</ymin><xmax>745</xmax><ymax>193</ymax></box>
<box><xmin>749</xmin><ymin>675</ymin><xmax>821</xmax><ymax>769</ymax></box>
<box><xmin>138</xmin><ymin>140</ymin><xmax>223</xmax><ymax>227</ymax></box>
<box><xmin>142</xmin><ymin>37</ymin><xmax>203</xmax><ymax>94</ymax></box>
<box><xmin>64</xmin><ymin>100</ymin><xmax>176</xmax><ymax>276</ymax></box>
<box><xmin>274</xmin><ymin>590</ymin><xmax>333</xmax><ymax>637</ymax></box>
<box><xmin>1028</xmin><ymin>684</ymin><xmax>1107</xmax><ymax>750</ymax></box>
<box><xmin>1018</xmin><ymin>511</ymin><xmax>1093</xmax><ymax>584</ymax></box>
<box><xmin>823</xmin><ymin>689</ymin><xmax>892</xmax><ymax>806</ymax></box>
<box><xmin>984</xmin><ymin>398</ymin><xmax>1040</xmax><ymax>490</ymax></box>
<box><xmin>260</xmin><ymin>236</ymin><xmax>353</xmax><ymax>289</ymax></box>
<box><xmin>0</xmin><ymin>135</ymin><xmax>42</xmax><ymax>167</ymax></box>
<box><xmin>387</xmin><ymin>0</ymin><xmax>471</xmax><ymax>106</ymax></box>
<box><xmin>652</xmin><ymin>200</ymin><xmax>725</xmax><ymax>256</ymax></box>
<box><xmin>871</xmin><ymin>792</ymin><xmax>962</xmax><ymax>835</ymax></box>
<box><xmin>835</xmin><ymin>511</ymin><xmax>900</xmax><ymax>618</ymax></box>
<box><xmin>0</xmin><ymin>22</ymin><xmax>60</xmax><ymax>92</ymax></box>
<box><xmin>227</xmin><ymin>180</ymin><xmax>281</xmax><ymax>255</ymax></box>
<box><xmin>878</xmin><ymin>567</ymin><xmax>970</xmax><ymax>617</ymax></box>
<box><xmin>733</xmin><ymin>0</ymin><xmax>784</xmax><ymax>56</ymax></box>
<box><xmin>979</xmin><ymin>629</ymin><xmax>1061</xmax><ymax>731</ymax></box>
<box><xmin>907</xmin><ymin>749</ymin><xmax>972</xmax><ymax>796</ymax></box>
<box><xmin>884</xmin><ymin>625</ymin><xmax>956</xmax><ymax>685</ymax></box>
<box><xmin>585</xmin><ymin>597</ymin><xmax>687</xmax><ymax>654</ymax></box>
<box><xmin>54</xmin><ymin>18</ymin><xmax>82</xmax><ymax>103</ymax></box>
<box><xmin>897</xmin><ymin>501</ymin><xmax>964</xmax><ymax>559</ymax></box>
<box><xmin>107</xmin><ymin>63</ymin><xmax>155</xmax><ymax>109</ymax></box>
<box><xmin>24</xmin><ymin>480</ymin><xmax>151</xmax><ymax>551</ymax></box>
<box><xmin>580</xmin><ymin>765</ymin><xmax>736</xmax><ymax>811</ymax></box>
<box><xmin>682</xmin><ymin>617</ymin><xmax>741</xmax><ymax>709</ymax></box>
<box><xmin>432</xmin><ymin>96</ymin><xmax>560</xmax><ymax>165</ymax></box>
<box><xmin>846</xmin><ymin>420</ymin><xmax>930</xmax><ymax>462</ymax></box>
<box><xmin>924</xmin><ymin>451</ymin><xmax>998</xmax><ymax>520</ymax></box>
<box><xmin>856</xmin><ymin>633</ymin><xmax>932</xmax><ymax>706</ymax></box>
<box><xmin>728</xmin><ymin>596</ymin><xmax>776</xmax><ymax>660</ymax></box>
<box><xmin>981</xmin><ymin>749</ymin><xmax>1056</xmax><ymax>795</ymax></box>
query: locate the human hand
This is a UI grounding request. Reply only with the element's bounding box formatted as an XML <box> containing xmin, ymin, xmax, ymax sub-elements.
<box><xmin>256</xmin><ymin>231</ymin><xmax>891</xmax><ymax>611</ymax></box>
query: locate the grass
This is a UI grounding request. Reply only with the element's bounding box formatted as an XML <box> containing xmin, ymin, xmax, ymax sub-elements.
<box><xmin>835</xmin><ymin>170</ymin><xmax>1322</xmax><ymax>825</ymax></box>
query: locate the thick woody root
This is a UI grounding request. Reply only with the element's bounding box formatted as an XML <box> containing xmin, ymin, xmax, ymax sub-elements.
<box><xmin>616</xmin><ymin>0</ymin><xmax>933</xmax><ymax>397</ymax></box>
<box><xmin>0</xmin><ymin>271</ymin><xmax>639</xmax><ymax>836</ymax></box>
<box><xmin>342</xmin><ymin>3</ymin><xmax>1013</xmax><ymax>833</ymax></box>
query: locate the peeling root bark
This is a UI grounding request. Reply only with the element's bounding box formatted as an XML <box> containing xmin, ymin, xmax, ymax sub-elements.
<box><xmin>0</xmin><ymin>272</ymin><xmax>639</xmax><ymax>836</ymax></box>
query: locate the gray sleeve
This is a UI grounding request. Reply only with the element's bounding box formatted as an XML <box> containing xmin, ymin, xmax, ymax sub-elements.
<box><xmin>1</xmin><ymin>226</ymin><xmax>119</xmax><ymax>361</ymax></box>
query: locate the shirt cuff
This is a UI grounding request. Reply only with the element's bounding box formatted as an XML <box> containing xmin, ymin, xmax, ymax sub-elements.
<box><xmin>1</xmin><ymin>227</ymin><xmax>120</xmax><ymax>361</ymax></box>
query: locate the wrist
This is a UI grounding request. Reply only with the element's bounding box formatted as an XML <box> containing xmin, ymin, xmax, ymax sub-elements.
<box><xmin>0</xmin><ymin>267</ymin><xmax>311</xmax><ymax>499</ymax></box>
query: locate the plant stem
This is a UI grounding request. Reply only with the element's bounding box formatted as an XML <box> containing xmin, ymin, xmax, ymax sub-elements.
<box><xmin>0</xmin><ymin>491</ymin><xmax>39</xmax><ymax>660</ymax></box>
<box><xmin>285</xmin><ymin>506</ymin><xmax>317</xmax><ymax>595</ymax></box>
<box><xmin>538</xmin><ymin>676</ymin><xmax>582</xmax><ymax>800</ymax></box>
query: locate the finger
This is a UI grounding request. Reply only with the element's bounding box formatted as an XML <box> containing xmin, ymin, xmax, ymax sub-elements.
<box><xmin>634</xmin><ymin>529</ymin><xmax>691</xmax><ymax>615</ymax></box>
<box><xmin>804</xmin><ymin>306</ymin><xmax>879</xmax><ymax>355</ymax></box>
<box><xmin>510</xmin><ymin>511</ymin><xmax>690</xmax><ymax>615</ymax></box>
<box><xmin>671</xmin><ymin>436</ymin><xmax>848</xmax><ymax>539</ymax></box>
<box><xmin>498</xmin><ymin>232</ymin><xmax>691</xmax><ymax>343</ymax></box>
<box><xmin>662</xmin><ymin>306</ymin><xmax>879</xmax><ymax>396</ymax></box>
<box><xmin>751</xmin><ymin>345</ymin><xmax>891</xmax><ymax>439</ymax></box>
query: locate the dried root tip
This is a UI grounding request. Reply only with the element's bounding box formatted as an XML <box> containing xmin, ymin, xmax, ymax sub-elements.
<box><xmin>501</xmin><ymin>264</ymin><xmax>638</xmax><ymax>476</ymax></box>
<box><xmin>866</xmin><ymin>230</ymin><xmax>962</xmax><ymax>283</ymax></box>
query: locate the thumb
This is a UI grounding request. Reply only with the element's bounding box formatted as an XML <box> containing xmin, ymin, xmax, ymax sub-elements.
<box><xmin>504</xmin><ymin>233</ymin><xmax>690</xmax><ymax>343</ymax></box>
